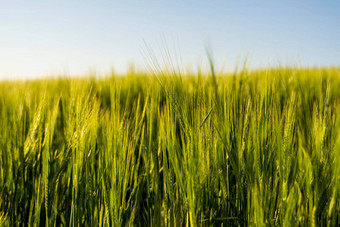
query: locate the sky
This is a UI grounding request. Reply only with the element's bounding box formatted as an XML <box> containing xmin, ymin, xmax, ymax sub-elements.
<box><xmin>0</xmin><ymin>0</ymin><xmax>339</xmax><ymax>79</ymax></box>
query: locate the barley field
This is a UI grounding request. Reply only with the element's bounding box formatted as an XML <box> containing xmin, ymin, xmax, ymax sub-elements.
<box><xmin>0</xmin><ymin>67</ymin><xmax>339</xmax><ymax>226</ymax></box>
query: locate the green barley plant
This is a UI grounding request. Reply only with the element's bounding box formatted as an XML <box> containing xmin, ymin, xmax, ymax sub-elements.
<box><xmin>0</xmin><ymin>66</ymin><xmax>339</xmax><ymax>226</ymax></box>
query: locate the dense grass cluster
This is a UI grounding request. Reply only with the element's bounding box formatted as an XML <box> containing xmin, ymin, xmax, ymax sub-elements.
<box><xmin>0</xmin><ymin>67</ymin><xmax>340</xmax><ymax>226</ymax></box>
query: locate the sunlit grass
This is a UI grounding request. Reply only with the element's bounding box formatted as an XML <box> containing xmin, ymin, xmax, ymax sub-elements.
<box><xmin>0</xmin><ymin>66</ymin><xmax>339</xmax><ymax>226</ymax></box>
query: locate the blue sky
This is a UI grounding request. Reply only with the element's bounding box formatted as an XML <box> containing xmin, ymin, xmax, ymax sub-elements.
<box><xmin>0</xmin><ymin>0</ymin><xmax>339</xmax><ymax>79</ymax></box>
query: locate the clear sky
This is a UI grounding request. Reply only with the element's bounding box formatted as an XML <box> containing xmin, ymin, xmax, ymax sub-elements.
<box><xmin>0</xmin><ymin>0</ymin><xmax>339</xmax><ymax>79</ymax></box>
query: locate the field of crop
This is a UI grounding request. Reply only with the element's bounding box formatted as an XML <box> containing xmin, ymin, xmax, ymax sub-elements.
<box><xmin>0</xmin><ymin>67</ymin><xmax>339</xmax><ymax>226</ymax></box>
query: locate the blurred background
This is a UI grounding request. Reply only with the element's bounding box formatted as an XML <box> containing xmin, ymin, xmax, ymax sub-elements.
<box><xmin>0</xmin><ymin>0</ymin><xmax>339</xmax><ymax>79</ymax></box>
